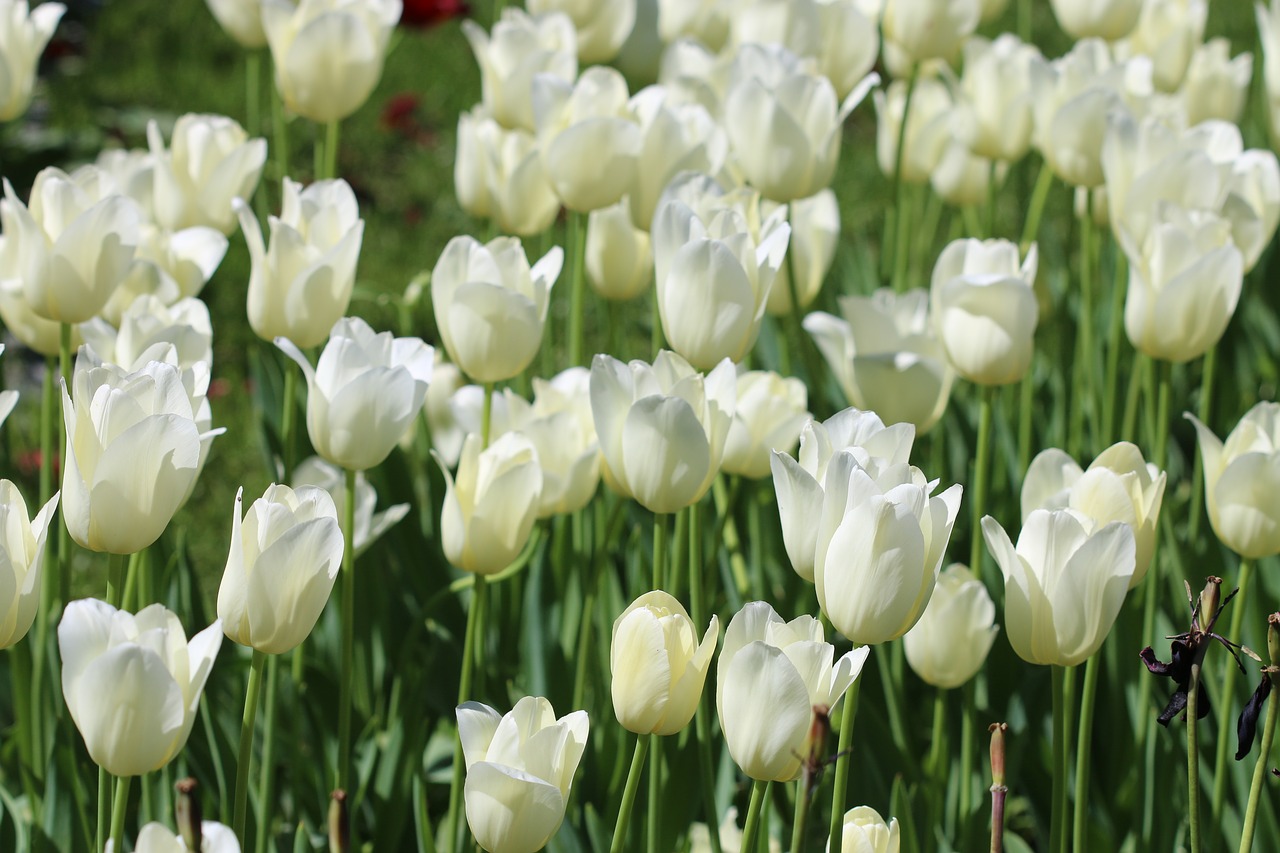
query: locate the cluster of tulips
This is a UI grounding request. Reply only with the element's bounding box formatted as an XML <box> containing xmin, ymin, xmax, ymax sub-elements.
<box><xmin>1</xmin><ymin>0</ymin><xmax>1280</xmax><ymax>851</ymax></box>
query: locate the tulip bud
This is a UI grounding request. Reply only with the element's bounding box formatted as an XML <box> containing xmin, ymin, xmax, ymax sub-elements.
<box><xmin>903</xmin><ymin>564</ymin><xmax>999</xmax><ymax>689</ymax></box>
<box><xmin>765</xmin><ymin>190</ymin><xmax>839</xmax><ymax>316</ymax></box>
<box><xmin>0</xmin><ymin>481</ymin><xmax>58</xmax><ymax>649</ymax></box>
<box><xmin>329</xmin><ymin>790</ymin><xmax>349</xmax><ymax>853</ymax></box>
<box><xmin>827</xmin><ymin>806</ymin><xmax>901</xmax><ymax>853</ymax></box>
<box><xmin>988</xmin><ymin>723</ymin><xmax>1008</xmax><ymax>788</ymax></box>
<box><xmin>0</xmin><ymin>2</ymin><xmax>66</xmax><ymax>122</ymax></box>
<box><xmin>586</xmin><ymin>199</ymin><xmax>652</xmax><ymax>301</ymax></box>
<box><xmin>1198</xmin><ymin>576</ymin><xmax>1223</xmax><ymax>629</ymax></box>
<box><xmin>175</xmin><ymin>778</ymin><xmax>202</xmax><ymax>850</ymax></box>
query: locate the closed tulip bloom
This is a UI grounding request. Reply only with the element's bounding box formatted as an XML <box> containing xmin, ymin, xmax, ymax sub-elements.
<box><xmin>128</xmin><ymin>821</ymin><xmax>240</xmax><ymax>853</ymax></box>
<box><xmin>431</xmin><ymin>236</ymin><xmax>562</xmax><ymax>383</ymax></box>
<box><xmin>982</xmin><ymin>510</ymin><xmax>1135</xmax><ymax>667</ymax></box>
<box><xmin>292</xmin><ymin>456</ymin><xmax>409</xmax><ymax>554</ymax></box>
<box><xmin>277</xmin><ymin>317</ymin><xmax>434</xmax><ymax>471</ymax></box>
<box><xmin>903</xmin><ymin>564</ymin><xmax>997</xmax><ymax>689</ymax></box>
<box><xmin>586</xmin><ymin>198</ymin><xmax>652</xmax><ymax>301</ymax></box>
<box><xmin>0</xmin><ymin>167</ymin><xmax>140</xmax><ymax>324</ymax></box>
<box><xmin>218</xmin><ymin>485</ymin><xmax>344</xmax><ymax>655</ymax></box>
<box><xmin>881</xmin><ymin>0</ymin><xmax>979</xmax><ymax>65</ymax></box>
<box><xmin>148</xmin><ymin>114</ymin><xmax>266</xmax><ymax>235</ymax></box>
<box><xmin>1114</xmin><ymin>0</ymin><xmax>1206</xmax><ymax>92</ymax></box>
<box><xmin>590</xmin><ymin>350</ymin><xmax>735</xmax><ymax>514</ymax></box>
<box><xmin>437</xmin><ymin>432</ymin><xmax>542</xmax><ymax>574</ymax></box>
<box><xmin>717</xmin><ymin>601</ymin><xmax>868</xmax><ymax>782</ymax></box>
<box><xmin>1182</xmin><ymin>40</ymin><xmax>1253</xmax><ymax>126</ymax></box>
<box><xmin>527</xmin><ymin>0</ymin><xmax>634</xmax><ymax>63</ymax></box>
<box><xmin>456</xmin><ymin>106</ymin><xmax>495</xmax><ymax>221</ymax></box>
<box><xmin>62</xmin><ymin>350</ymin><xmax>215</xmax><ymax>554</ymax></box>
<box><xmin>930</xmin><ymin>238</ymin><xmax>1039</xmax><ymax>385</ymax></box>
<box><xmin>956</xmin><ymin>35</ymin><xmax>1039</xmax><ymax>163</ymax></box>
<box><xmin>611</xmin><ymin>590</ymin><xmax>718</xmax><ymax>735</ymax></box>
<box><xmin>765</xmin><ymin>189</ymin><xmax>839</xmax><ymax>315</ymax></box>
<box><xmin>520</xmin><ymin>409</ymin><xmax>599</xmax><ymax>518</ymax></box>
<box><xmin>874</xmin><ymin>75</ymin><xmax>952</xmax><ymax>184</ymax></box>
<box><xmin>205</xmin><ymin>0</ymin><xmax>266</xmax><ymax>47</ymax></box>
<box><xmin>722</xmin><ymin>371</ymin><xmax>808</xmax><ymax>480</ymax></box>
<box><xmin>829</xmin><ymin>806</ymin><xmax>900</xmax><ymax>853</ymax></box>
<box><xmin>772</xmin><ymin>407</ymin><xmax>915</xmax><ymax>582</ymax></box>
<box><xmin>1050</xmin><ymin>0</ymin><xmax>1141</xmax><ymax>40</ymax></box>
<box><xmin>626</xmin><ymin>85</ymin><xmax>727</xmax><ymax>229</ymax></box>
<box><xmin>1188</xmin><ymin>403</ymin><xmax>1280</xmax><ymax>559</ymax></box>
<box><xmin>58</xmin><ymin>599</ymin><xmax>222</xmax><ymax>777</ymax></box>
<box><xmin>0</xmin><ymin>481</ymin><xmax>58</xmax><ymax>648</ymax></box>
<box><xmin>262</xmin><ymin>0</ymin><xmax>401</xmax><ymax>124</ymax></box>
<box><xmin>805</xmin><ymin>288</ymin><xmax>955</xmax><ymax>434</ymax></box>
<box><xmin>237</xmin><ymin>178</ymin><xmax>364</xmax><ymax>348</ymax></box>
<box><xmin>814</xmin><ymin>449</ymin><xmax>962</xmax><ymax>645</ymax></box>
<box><xmin>465</xmin><ymin>112</ymin><xmax>562</xmax><ymax>237</ymax></box>
<box><xmin>457</xmin><ymin>696</ymin><xmax>588</xmax><ymax>853</ymax></box>
<box><xmin>1121</xmin><ymin>203</ymin><xmax>1242</xmax><ymax>363</ymax></box>
<box><xmin>463</xmin><ymin>9</ymin><xmax>578</xmax><ymax>132</ymax></box>
<box><xmin>731</xmin><ymin>0</ymin><xmax>878</xmax><ymax>101</ymax></box>
<box><xmin>0</xmin><ymin>0</ymin><xmax>64</xmax><ymax>121</ymax></box>
<box><xmin>1022</xmin><ymin>443</ymin><xmax>1166</xmax><ymax>587</ymax></box>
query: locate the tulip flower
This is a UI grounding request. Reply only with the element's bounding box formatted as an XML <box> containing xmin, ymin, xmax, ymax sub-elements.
<box><xmin>463</xmin><ymin>8</ymin><xmax>578</xmax><ymax>132</ymax></box>
<box><xmin>292</xmin><ymin>456</ymin><xmax>409</xmax><ymax>554</ymax></box>
<box><xmin>764</xmin><ymin>189</ymin><xmax>839</xmax><ymax>316</ymax></box>
<box><xmin>1114</xmin><ymin>0</ymin><xmax>1206</xmax><ymax>92</ymax></box>
<box><xmin>1182</xmin><ymin>40</ymin><xmax>1252</xmax><ymax>125</ymax></box>
<box><xmin>873</xmin><ymin>75</ymin><xmax>952</xmax><ymax>185</ymax></box>
<box><xmin>527</xmin><ymin>0</ymin><xmax>634</xmax><ymax>63</ymax></box>
<box><xmin>126</xmin><ymin>821</ymin><xmax>241</xmax><ymax>852</ymax></box>
<box><xmin>204</xmin><ymin>0</ymin><xmax>267</xmax><ymax>47</ymax></box>
<box><xmin>80</xmin><ymin>295</ymin><xmax>214</xmax><ymax>378</ymax></box>
<box><xmin>431</xmin><ymin>236</ymin><xmax>561</xmax><ymax>384</ymax></box>
<box><xmin>424</xmin><ymin>362</ymin><xmax>468</xmax><ymax>467</ymax></box>
<box><xmin>0</xmin><ymin>166</ymin><xmax>140</xmax><ymax>324</ymax></box>
<box><xmin>62</xmin><ymin>349</ymin><xmax>217</xmax><ymax>554</ymax></box>
<box><xmin>532</xmin><ymin>66</ymin><xmax>642</xmax><ymax>213</ymax></box>
<box><xmin>611</xmin><ymin>590</ymin><xmax>718</xmax><ymax>735</ymax></box>
<box><xmin>1188</xmin><ymin>403</ymin><xmax>1280</xmax><ymax>560</ymax></box>
<box><xmin>721</xmin><ymin>371</ymin><xmax>808</xmax><ymax>481</ymax></box>
<box><xmin>1022</xmin><ymin>443</ymin><xmax>1166</xmax><ymax>586</ymax></box>
<box><xmin>771</xmin><ymin>407</ymin><xmax>915</xmax><ymax>582</ymax></box>
<box><xmin>730</xmin><ymin>0</ymin><xmax>878</xmax><ymax>101</ymax></box>
<box><xmin>519</xmin><ymin>408</ymin><xmax>599</xmax><ymax>518</ymax></box>
<box><xmin>218</xmin><ymin>485</ymin><xmax>344</xmax><ymax>655</ymax></box>
<box><xmin>881</xmin><ymin>0</ymin><xmax>979</xmax><ymax>65</ymax></box>
<box><xmin>1050</xmin><ymin>0</ymin><xmax>1141</xmax><ymax>40</ymax></box>
<box><xmin>589</xmin><ymin>350</ymin><xmax>735</xmax><ymax>514</ymax></box>
<box><xmin>804</xmin><ymin>288</ymin><xmax>955</xmax><ymax>434</ymax></box>
<box><xmin>0</xmin><ymin>481</ymin><xmax>58</xmax><ymax>649</ymax></box>
<box><xmin>586</xmin><ymin>198</ymin><xmax>652</xmax><ymax>301</ymax></box>
<box><xmin>625</xmin><ymin>85</ymin><xmax>727</xmax><ymax>230</ymax></box>
<box><xmin>261</xmin><ymin>0</ymin><xmax>402</xmax><ymax>125</ymax></box>
<box><xmin>58</xmin><ymin>599</ymin><xmax>222</xmax><ymax>777</ymax></box>
<box><xmin>656</xmin><ymin>0</ymin><xmax>729</xmax><ymax>49</ymax></box>
<box><xmin>456</xmin><ymin>107</ymin><xmax>561</xmax><ymax>236</ymax></box>
<box><xmin>236</xmin><ymin>177</ymin><xmax>364</xmax><ymax>348</ymax></box>
<box><xmin>100</xmin><ymin>223</ymin><xmax>229</xmax><ymax>324</ymax></box>
<box><xmin>955</xmin><ymin>35</ymin><xmax>1039</xmax><ymax>163</ymax></box>
<box><xmin>903</xmin><ymin>564</ymin><xmax>998</xmax><ymax>689</ymax></box>
<box><xmin>0</xmin><ymin>0</ymin><xmax>63</xmax><ymax>121</ymax></box>
<box><xmin>829</xmin><ymin>806</ymin><xmax>900</xmax><ymax>853</ymax></box>
<box><xmin>457</xmin><ymin>696</ymin><xmax>589</xmax><ymax>853</ymax></box>
<box><xmin>930</xmin><ymin>238</ymin><xmax>1039</xmax><ymax>386</ymax></box>
<box><xmin>813</xmin><ymin>449</ymin><xmax>962</xmax><ymax>646</ymax></box>
<box><xmin>277</xmin><ymin>316</ymin><xmax>434</xmax><ymax>472</ymax></box>
<box><xmin>716</xmin><ymin>601</ymin><xmax>868</xmax><ymax>782</ymax></box>
<box><xmin>982</xmin><ymin>510</ymin><xmax>1135</xmax><ymax>667</ymax></box>
<box><xmin>436</xmin><ymin>432</ymin><xmax>543</xmax><ymax>575</ymax></box>
<box><xmin>148</xmin><ymin>114</ymin><xmax>267</xmax><ymax>235</ymax></box>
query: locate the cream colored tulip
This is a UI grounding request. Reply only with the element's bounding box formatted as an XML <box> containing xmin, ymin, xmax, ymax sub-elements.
<box><xmin>0</xmin><ymin>481</ymin><xmax>57</xmax><ymax>648</ymax></box>
<box><xmin>457</xmin><ymin>696</ymin><xmax>588</xmax><ymax>853</ymax></box>
<box><xmin>657</xmin><ymin>0</ymin><xmax>730</xmax><ymax>50</ymax></box>
<box><xmin>80</xmin><ymin>295</ymin><xmax>213</xmax><ymax>379</ymax></box>
<box><xmin>1182</xmin><ymin>40</ymin><xmax>1253</xmax><ymax>126</ymax></box>
<box><xmin>716</xmin><ymin>601</ymin><xmax>867</xmax><ymax>782</ymax></box>
<box><xmin>100</xmin><ymin>223</ymin><xmax>229</xmax><ymax>324</ymax></box>
<box><xmin>0</xmin><ymin>0</ymin><xmax>63</xmax><ymax>121</ymax></box>
<box><xmin>611</xmin><ymin>590</ymin><xmax>718</xmax><ymax>735</ymax></box>
<box><xmin>956</xmin><ymin>35</ymin><xmax>1039</xmax><ymax>163</ymax></box>
<box><xmin>424</xmin><ymin>362</ymin><xmax>468</xmax><ymax>468</ymax></box>
<box><xmin>292</xmin><ymin>456</ymin><xmax>410</xmax><ymax>555</ymax></box>
<box><xmin>903</xmin><ymin>564</ymin><xmax>997</xmax><ymax>689</ymax></box>
<box><xmin>804</xmin><ymin>289</ymin><xmax>954</xmax><ymax>434</ymax></box>
<box><xmin>881</xmin><ymin>0</ymin><xmax>979</xmax><ymax>65</ymax></box>
<box><xmin>828</xmin><ymin>806</ymin><xmax>900</xmax><ymax>853</ymax></box>
<box><xmin>1114</xmin><ymin>0</ymin><xmax>1206</xmax><ymax>92</ymax></box>
<box><xmin>931</xmin><ymin>140</ymin><xmax>1004</xmax><ymax>209</ymax></box>
<box><xmin>437</xmin><ymin>432</ymin><xmax>542</xmax><ymax>575</ymax></box>
<box><xmin>626</xmin><ymin>84</ymin><xmax>726</xmax><ymax>230</ymax></box>
<box><xmin>463</xmin><ymin>9</ymin><xmax>578</xmax><ymax>132</ymax></box>
<box><xmin>205</xmin><ymin>0</ymin><xmax>266</xmax><ymax>47</ymax></box>
<box><xmin>589</xmin><ymin>350</ymin><xmax>735</xmax><ymax>514</ymax></box>
<box><xmin>455</xmin><ymin>106</ymin><xmax>494</xmax><ymax>221</ymax></box>
<box><xmin>262</xmin><ymin>0</ymin><xmax>401</xmax><ymax>124</ymax></box>
<box><xmin>527</xmin><ymin>0</ymin><xmax>634</xmax><ymax>63</ymax></box>
<box><xmin>277</xmin><ymin>317</ymin><xmax>434</xmax><ymax>471</ymax></box>
<box><xmin>1188</xmin><ymin>403</ymin><xmax>1280</xmax><ymax>560</ymax></box>
<box><xmin>431</xmin><ymin>236</ymin><xmax>561</xmax><ymax>383</ymax></box>
<box><xmin>482</xmin><ymin>118</ymin><xmax>562</xmax><ymax>237</ymax></box>
<box><xmin>765</xmin><ymin>189</ymin><xmax>839</xmax><ymax>316</ymax></box>
<box><xmin>148</xmin><ymin>114</ymin><xmax>266</xmax><ymax>235</ymax></box>
<box><xmin>586</xmin><ymin>198</ymin><xmax>652</xmax><ymax>301</ymax></box>
<box><xmin>59</xmin><ymin>599</ymin><xmax>221</xmax><ymax>777</ymax></box>
<box><xmin>771</xmin><ymin>408</ymin><xmax>915</xmax><ymax>583</ymax></box>
<box><xmin>729</xmin><ymin>0</ymin><xmax>878</xmax><ymax>101</ymax></box>
<box><xmin>814</xmin><ymin>449</ymin><xmax>962</xmax><ymax>645</ymax></box>
<box><xmin>982</xmin><ymin>510</ymin><xmax>1135</xmax><ymax>667</ymax></box>
<box><xmin>874</xmin><ymin>75</ymin><xmax>952</xmax><ymax>185</ymax></box>
<box><xmin>930</xmin><ymin>238</ymin><xmax>1039</xmax><ymax>385</ymax></box>
<box><xmin>127</xmin><ymin>821</ymin><xmax>240</xmax><ymax>853</ymax></box>
<box><xmin>218</xmin><ymin>485</ymin><xmax>343</xmax><ymax>655</ymax></box>
<box><xmin>237</xmin><ymin>178</ymin><xmax>363</xmax><ymax>348</ymax></box>
<box><xmin>0</xmin><ymin>283</ymin><xmax>74</xmax><ymax>355</ymax></box>
<box><xmin>1050</xmin><ymin>0</ymin><xmax>1142</xmax><ymax>40</ymax></box>
<box><xmin>722</xmin><ymin>371</ymin><xmax>808</xmax><ymax>480</ymax></box>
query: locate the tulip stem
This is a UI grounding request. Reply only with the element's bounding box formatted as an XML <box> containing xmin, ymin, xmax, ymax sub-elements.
<box><xmin>960</xmin><ymin>681</ymin><xmax>976</xmax><ymax>830</ymax></box>
<box><xmin>652</xmin><ymin>512</ymin><xmax>669</xmax><ymax>592</ymax></box>
<box><xmin>647</xmin><ymin>736</ymin><xmax>662</xmax><ymax>853</ymax></box>
<box><xmin>650</xmin><ymin>286</ymin><xmax>664</xmax><ymax>358</ymax></box>
<box><xmin>790</xmin><ymin>775</ymin><xmax>812</xmax><ymax>853</ymax></box>
<box><xmin>1212</xmin><ymin>558</ymin><xmax>1254</xmax><ymax>819</ymax></box>
<box><xmin>610</xmin><ymin>734</ymin><xmax>650</xmax><ymax>853</ymax></box>
<box><xmin>1071</xmin><ymin>654</ymin><xmax>1100</xmax><ymax>853</ymax></box>
<box><xmin>1187</xmin><ymin>642</ymin><xmax>1207</xmax><ymax>853</ymax></box>
<box><xmin>106</xmin><ymin>552</ymin><xmax>127</xmax><ymax>608</ymax></box>
<box><xmin>246</xmin><ymin>50</ymin><xmax>262</xmax><ymax>141</ymax></box>
<box><xmin>234</xmin><ymin>649</ymin><xmax>267</xmax><ymax>846</ymax></box>
<box><xmin>1017</xmin><ymin>367</ymin><xmax>1034</xmax><ymax>478</ymax></box>
<box><xmin>97</xmin><ymin>766</ymin><xmax>109</xmax><ymax>852</ymax></box>
<box><xmin>1050</xmin><ymin>667</ymin><xmax>1067</xmax><ymax>853</ymax></box>
<box><xmin>1100</xmin><ymin>245</ymin><xmax>1128</xmax><ymax>445</ymax></box>
<box><xmin>448</xmin><ymin>573</ymin><xmax>488</xmax><ymax>853</ymax></box>
<box><xmin>59</xmin><ymin>321</ymin><xmax>72</xmax><ymax>606</ymax></box>
<box><xmin>338</xmin><ymin>467</ymin><xmax>357</xmax><ymax>799</ymax></box>
<box><xmin>687</xmin><ymin>501</ymin><xmax>723</xmax><ymax>853</ymax></box>
<box><xmin>30</xmin><ymin>354</ymin><xmax>59</xmax><ymax>780</ymax></box>
<box><xmin>829</xmin><ymin>678</ymin><xmax>861</xmax><ymax>853</ymax></box>
<box><xmin>986</xmin><ymin>160</ymin><xmax>998</xmax><ymax>238</ymax></box>
<box><xmin>110</xmin><ymin>774</ymin><xmax>132</xmax><ymax>853</ymax></box>
<box><xmin>889</xmin><ymin>64</ymin><xmax>919</xmax><ymax>293</ymax></box>
<box><xmin>1188</xmin><ymin>344</ymin><xmax>1217</xmax><ymax>544</ymax></box>
<box><xmin>281</xmin><ymin>358</ymin><xmax>298</xmax><ymax>482</ymax></box>
<box><xmin>1239</xmin><ymin>667</ymin><xmax>1279</xmax><ymax>852</ymax></box>
<box><xmin>741</xmin><ymin>780</ymin><xmax>770</xmax><ymax>853</ymax></box>
<box><xmin>256</xmin><ymin>652</ymin><xmax>280</xmax><ymax>853</ymax></box>
<box><xmin>785</xmin><ymin>204</ymin><xmax>823</xmax><ymax>396</ymax></box>
<box><xmin>325</xmin><ymin>120</ymin><xmax>340</xmax><ymax>181</ymax></box>
<box><xmin>481</xmin><ymin>382</ymin><xmax>494</xmax><ymax>449</ymax></box>
<box><xmin>1069</xmin><ymin>199</ymin><xmax>1096</xmax><ymax>458</ymax></box>
<box><xmin>569</xmin><ymin>209</ymin><xmax>587</xmax><ymax>367</ymax></box>
<box><xmin>1019</xmin><ymin>162</ymin><xmax>1053</xmax><ymax>255</ymax></box>
<box><xmin>970</xmin><ymin>385</ymin><xmax>994</xmax><ymax>583</ymax></box>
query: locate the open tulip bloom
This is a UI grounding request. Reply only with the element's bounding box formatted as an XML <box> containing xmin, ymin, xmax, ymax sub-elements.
<box><xmin>1188</xmin><ymin>402</ymin><xmax>1280</xmax><ymax>560</ymax></box>
<box><xmin>0</xmin><ymin>480</ymin><xmax>59</xmax><ymax>648</ymax></box>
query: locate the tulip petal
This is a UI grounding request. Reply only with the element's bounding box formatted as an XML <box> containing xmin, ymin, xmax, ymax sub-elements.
<box><xmin>620</xmin><ymin>394</ymin><xmax>710</xmax><ymax>514</ymax></box>
<box><xmin>74</xmin><ymin>642</ymin><xmax>186</xmax><ymax>776</ymax></box>
<box><xmin>719</xmin><ymin>641</ymin><xmax>811</xmax><ymax>782</ymax></box>
<box><xmin>464</xmin><ymin>761</ymin><xmax>567</xmax><ymax>853</ymax></box>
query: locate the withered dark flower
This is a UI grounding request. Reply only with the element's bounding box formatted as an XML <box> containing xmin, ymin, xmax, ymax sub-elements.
<box><xmin>1236</xmin><ymin>670</ymin><xmax>1273</xmax><ymax>760</ymax></box>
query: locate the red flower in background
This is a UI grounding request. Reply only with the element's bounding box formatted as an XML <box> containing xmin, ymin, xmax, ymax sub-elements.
<box><xmin>400</xmin><ymin>0</ymin><xmax>469</xmax><ymax>29</ymax></box>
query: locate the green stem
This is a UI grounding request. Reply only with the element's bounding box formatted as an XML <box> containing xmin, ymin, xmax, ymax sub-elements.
<box><xmin>1071</xmin><ymin>654</ymin><xmax>1100</xmax><ymax>853</ymax></box>
<box><xmin>741</xmin><ymin>780</ymin><xmax>770</xmax><ymax>853</ymax></box>
<box><xmin>447</xmin><ymin>574</ymin><xmax>488</xmax><ymax>853</ymax></box>
<box><xmin>31</xmin><ymin>355</ymin><xmax>58</xmax><ymax>780</ymax></box>
<box><xmin>889</xmin><ymin>65</ymin><xmax>920</xmax><ymax>293</ymax></box>
<box><xmin>1019</xmin><ymin>162</ymin><xmax>1053</xmax><ymax>254</ymax></box>
<box><xmin>959</xmin><ymin>681</ymin><xmax>976</xmax><ymax>831</ymax></box>
<box><xmin>110</xmin><ymin>774</ymin><xmax>132</xmax><ymax>853</ymax></box>
<box><xmin>246</xmin><ymin>50</ymin><xmax>262</xmax><ymax>140</ymax></box>
<box><xmin>790</xmin><ymin>776</ymin><xmax>812</xmax><ymax>853</ymax></box>
<box><xmin>829</xmin><ymin>679</ymin><xmax>861</xmax><ymax>853</ymax></box>
<box><xmin>481</xmin><ymin>382</ymin><xmax>494</xmax><ymax>449</ymax></box>
<box><xmin>1069</xmin><ymin>203</ymin><xmax>1096</xmax><ymax>458</ymax></box>
<box><xmin>651</xmin><ymin>286</ymin><xmax>664</xmax><ymax>358</ymax></box>
<box><xmin>1051</xmin><ymin>667</ymin><xmax>1067</xmax><ymax>853</ymax></box>
<box><xmin>970</xmin><ymin>386</ymin><xmax>995</xmax><ymax>583</ymax></box>
<box><xmin>785</xmin><ymin>204</ymin><xmax>824</xmax><ymax>395</ymax></box>
<box><xmin>59</xmin><ymin>322</ymin><xmax>72</xmax><ymax>606</ymax></box>
<box><xmin>647</xmin><ymin>737</ymin><xmax>661</xmax><ymax>853</ymax></box>
<box><xmin>98</xmin><ymin>766</ymin><xmax>109</xmax><ymax>852</ymax></box>
<box><xmin>1120</xmin><ymin>353</ymin><xmax>1144</xmax><ymax>443</ymax></box>
<box><xmin>106</xmin><ymin>552</ymin><xmax>127</xmax><ymax>608</ymax></box>
<box><xmin>986</xmin><ymin>159</ymin><xmax>998</xmax><ymax>237</ymax></box>
<box><xmin>609</xmin><ymin>735</ymin><xmax>650</xmax><ymax>853</ymax></box>
<box><xmin>569</xmin><ymin>210</ymin><xmax>587</xmax><ymax>367</ymax></box>
<box><xmin>1238</xmin><ymin>671</ymin><xmax>1279</xmax><ymax>853</ymax></box>
<box><xmin>1153</xmin><ymin>361</ymin><xmax>1171</xmax><ymax>471</ymax></box>
<box><xmin>1188</xmin><ymin>345</ymin><xmax>1217</xmax><ymax>544</ymax></box>
<box><xmin>338</xmin><ymin>468</ymin><xmax>357</xmax><ymax>798</ymax></box>
<box><xmin>652</xmin><ymin>512</ymin><xmax>668</xmax><ymax>592</ymax></box>
<box><xmin>928</xmin><ymin>689</ymin><xmax>947</xmax><ymax>833</ymax></box>
<box><xmin>271</xmin><ymin>56</ymin><xmax>289</xmax><ymax>186</ymax></box>
<box><xmin>234</xmin><ymin>649</ymin><xmax>267</xmax><ymax>845</ymax></box>
<box><xmin>325</xmin><ymin>120</ymin><xmax>340</xmax><ymax>181</ymax></box>
<box><xmin>1100</xmin><ymin>246</ymin><xmax>1128</xmax><ymax>445</ymax></box>
<box><xmin>1188</xmin><ymin>651</ymin><xmax>1205</xmax><ymax>853</ymax></box>
<box><xmin>1017</xmin><ymin>367</ymin><xmax>1034</xmax><ymax>478</ymax></box>
<box><xmin>256</xmin><ymin>653</ymin><xmax>280</xmax><ymax>853</ymax></box>
<box><xmin>686</xmin><ymin>499</ymin><xmax>723</xmax><ymax>850</ymax></box>
<box><xmin>281</xmin><ymin>357</ymin><xmax>298</xmax><ymax>483</ymax></box>
<box><xmin>878</xmin><ymin>642</ymin><xmax>911</xmax><ymax>760</ymax></box>
<box><xmin>1211</xmin><ymin>558</ymin><xmax>1255</xmax><ymax>819</ymax></box>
